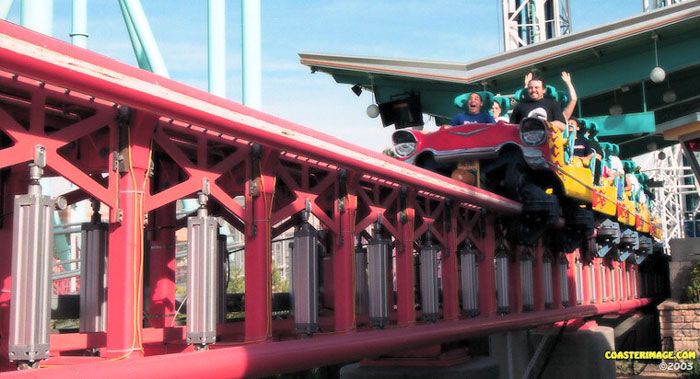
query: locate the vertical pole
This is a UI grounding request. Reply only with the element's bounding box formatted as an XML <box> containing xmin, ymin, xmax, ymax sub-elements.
<box><xmin>478</xmin><ymin>215</ymin><xmax>497</xmax><ymax>317</ymax></box>
<box><xmin>593</xmin><ymin>258</ymin><xmax>602</xmax><ymax>303</ymax></box>
<box><xmin>582</xmin><ymin>259</ymin><xmax>590</xmax><ymax>304</ymax></box>
<box><xmin>566</xmin><ymin>252</ymin><xmax>577</xmax><ymax>306</ymax></box>
<box><xmin>117</xmin><ymin>0</ymin><xmax>151</xmax><ymax>72</ymax></box>
<box><xmin>241</xmin><ymin>0</ymin><xmax>262</xmax><ymax>109</ymax></box>
<box><xmin>501</xmin><ymin>0</ymin><xmax>509</xmax><ymax>51</ymax></box>
<box><xmin>0</xmin><ymin>167</ymin><xmax>29</xmax><ymax>370</ymax></box>
<box><xmin>148</xmin><ymin>203</ymin><xmax>176</xmax><ymax>327</ymax></box>
<box><xmin>553</xmin><ymin>0</ymin><xmax>561</xmax><ymax>36</ymax></box>
<box><xmin>605</xmin><ymin>262</ymin><xmax>612</xmax><ymax>301</ymax></box>
<box><xmin>508</xmin><ymin>248</ymin><xmax>522</xmax><ymax>313</ymax></box>
<box><xmin>533</xmin><ymin>241</ymin><xmax>545</xmax><ymax>311</ymax></box>
<box><xmin>70</xmin><ymin>0</ymin><xmax>88</xmax><ymax>48</ymax></box>
<box><xmin>396</xmin><ymin>194</ymin><xmax>415</xmax><ymax>327</ymax></box>
<box><xmin>621</xmin><ymin>261</ymin><xmax>628</xmax><ymax>300</ymax></box>
<box><xmin>442</xmin><ymin>204</ymin><xmax>459</xmax><ymax>320</ymax></box>
<box><xmin>20</xmin><ymin>0</ymin><xmax>53</xmax><ymax>35</ymax></box>
<box><xmin>551</xmin><ymin>251</ymin><xmax>562</xmax><ymax>308</ymax></box>
<box><xmin>244</xmin><ymin>151</ymin><xmax>275</xmax><ymax>342</ymax></box>
<box><xmin>611</xmin><ymin>261</ymin><xmax>619</xmax><ymax>301</ymax></box>
<box><xmin>332</xmin><ymin>192</ymin><xmax>356</xmax><ymax>333</ymax></box>
<box><xmin>120</xmin><ymin>0</ymin><xmax>169</xmax><ymax>77</ymax></box>
<box><xmin>208</xmin><ymin>0</ymin><xmax>226</xmax><ymax>97</ymax></box>
<box><xmin>105</xmin><ymin>112</ymin><xmax>154</xmax><ymax>359</ymax></box>
<box><xmin>0</xmin><ymin>0</ymin><xmax>14</xmax><ymax>20</ymax></box>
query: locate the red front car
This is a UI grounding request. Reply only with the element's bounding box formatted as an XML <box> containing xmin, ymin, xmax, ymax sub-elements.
<box><xmin>391</xmin><ymin>119</ymin><xmax>551</xmax><ymax>176</ymax></box>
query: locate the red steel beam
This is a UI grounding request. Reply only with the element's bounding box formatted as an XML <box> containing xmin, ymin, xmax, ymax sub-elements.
<box><xmin>0</xmin><ymin>20</ymin><xmax>520</xmax><ymax>215</ymax></box>
<box><xmin>6</xmin><ymin>299</ymin><xmax>651</xmax><ymax>379</ymax></box>
<box><xmin>332</xmin><ymin>193</ymin><xmax>357</xmax><ymax>333</ymax></box>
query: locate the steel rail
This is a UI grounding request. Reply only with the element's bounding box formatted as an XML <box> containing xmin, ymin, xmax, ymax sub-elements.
<box><xmin>7</xmin><ymin>298</ymin><xmax>650</xmax><ymax>378</ymax></box>
<box><xmin>0</xmin><ymin>20</ymin><xmax>520</xmax><ymax>214</ymax></box>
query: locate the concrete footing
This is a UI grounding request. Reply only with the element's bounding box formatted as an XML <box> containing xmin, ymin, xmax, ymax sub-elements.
<box><xmin>536</xmin><ymin>325</ymin><xmax>616</xmax><ymax>379</ymax></box>
<box><xmin>340</xmin><ymin>322</ymin><xmax>628</xmax><ymax>379</ymax></box>
<box><xmin>339</xmin><ymin>357</ymin><xmax>499</xmax><ymax>379</ymax></box>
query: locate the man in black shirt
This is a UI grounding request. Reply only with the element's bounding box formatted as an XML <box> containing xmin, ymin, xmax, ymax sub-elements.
<box><xmin>510</xmin><ymin>77</ymin><xmax>567</xmax><ymax>132</ymax></box>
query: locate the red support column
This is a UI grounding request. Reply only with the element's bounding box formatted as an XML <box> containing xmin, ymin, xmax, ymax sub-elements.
<box><xmin>333</xmin><ymin>194</ymin><xmax>357</xmax><ymax>333</ymax></box>
<box><xmin>582</xmin><ymin>259</ymin><xmax>591</xmax><ymax>305</ymax></box>
<box><xmin>567</xmin><ymin>252</ymin><xmax>577</xmax><ymax>306</ymax></box>
<box><xmin>593</xmin><ymin>258</ymin><xmax>602</xmax><ymax>303</ymax></box>
<box><xmin>0</xmin><ymin>167</ymin><xmax>29</xmax><ymax>370</ymax></box>
<box><xmin>508</xmin><ymin>248</ymin><xmax>522</xmax><ymax>313</ymax></box>
<box><xmin>396</xmin><ymin>206</ymin><xmax>416</xmax><ymax>327</ymax></box>
<box><xmin>621</xmin><ymin>261</ymin><xmax>628</xmax><ymax>300</ymax></box>
<box><xmin>478</xmin><ymin>215</ymin><xmax>496</xmax><ymax>317</ymax></box>
<box><xmin>442</xmin><ymin>204</ymin><xmax>459</xmax><ymax>321</ymax></box>
<box><xmin>533</xmin><ymin>241</ymin><xmax>545</xmax><ymax>311</ymax></box>
<box><xmin>148</xmin><ymin>203</ymin><xmax>176</xmax><ymax>328</ymax></box>
<box><xmin>244</xmin><ymin>151</ymin><xmax>276</xmax><ymax>342</ymax></box>
<box><xmin>604</xmin><ymin>262</ymin><xmax>612</xmax><ymax>302</ymax></box>
<box><xmin>611</xmin><ymin>261</ymin><xmax>619</xmax><ymax>301</ymax></box>
<box><xmin>105</xmin><ymin>113</ymin><xmax>155</xmax><ymax>358</ymax></box>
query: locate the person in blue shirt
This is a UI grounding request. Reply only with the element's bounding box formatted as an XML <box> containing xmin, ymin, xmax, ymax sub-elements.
<box><xmin>450</xmin><ymin>93</ymin><xmax>495</xmax><ymax>125</ymax></box>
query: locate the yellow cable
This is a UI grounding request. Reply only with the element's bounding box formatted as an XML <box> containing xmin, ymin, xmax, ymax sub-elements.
<box><xmin>108</xmin><ymin>128</ymin><xmax>152</xmax><ymax>361</ymax></box>
<box><xmin>258</xmin><ymin>161</ymin><xmax>277</xmax><ymax>339</ymax></box>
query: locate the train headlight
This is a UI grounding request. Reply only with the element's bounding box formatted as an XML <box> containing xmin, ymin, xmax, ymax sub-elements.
<box><xmin>519</xmin><ymin>117</ymin><xmax>547</xmax><ymax>146</ymax></box>
<box><xmin>394</xmin><ymin>142</ymin><xmax>416</xmax><ymax>158</ymax></box>
<box><xmin>392</xmin><ymin>130</ymin><xmax>418</xmax><ymax>158</ymax></box>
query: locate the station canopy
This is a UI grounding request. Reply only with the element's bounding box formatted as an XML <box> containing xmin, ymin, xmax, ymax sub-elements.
<box><xmin>300</xmin><ymin>1</ymin><xmax>700</xmax><ymax>159</ymax></box>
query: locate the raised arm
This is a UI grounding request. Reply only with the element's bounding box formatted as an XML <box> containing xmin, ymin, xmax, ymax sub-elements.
<box><xmin>561</xmin><ymin>71</ymin><xmax>578</xmax><ymax>120</ymax></box>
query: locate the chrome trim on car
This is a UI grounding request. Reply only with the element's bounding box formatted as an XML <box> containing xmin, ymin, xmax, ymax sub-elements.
<box><xmin>428</xmin><ymin>142</ymin><xmax>547</xmax><ymax>169</ymax></box>
<box><xmin>446</xmin><ymin>127</ymin><xmax>490</xmax><ymax>138</ymax></box>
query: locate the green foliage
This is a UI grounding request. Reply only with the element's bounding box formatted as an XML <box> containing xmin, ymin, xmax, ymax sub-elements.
<box><xmin>382</xmin><ymin>147</ymin><xmax>396</xmax><ymax>158</ymax></box>
<box><xmin>226</xmin><ymin>267</ymin><xmax>288</xmax><ymax>294</ymax></box>
<box><xmin>684</xmin><ymin>355</ymin><xmax>700</xmax><ymax>378</ymax></box>
<box><xmin>681</xmin><ymin>262</ymin><xmax>700</xmax><ymax>304</ymax></box>
<box><xmin>272</xmin><ymin>268</ymin><xmax>289</xmax><ymax>293</ymax></box>
<box><xmin>227</xmin><ymin>267</ymin><xmax>245</xmax><ymax>294</ymax></box>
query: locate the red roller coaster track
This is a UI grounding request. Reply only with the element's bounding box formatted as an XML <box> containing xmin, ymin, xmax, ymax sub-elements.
<box><xmin>0</xmin><ymin>20</ymin><xmax>662</xmax><ymax>377</ymax></box>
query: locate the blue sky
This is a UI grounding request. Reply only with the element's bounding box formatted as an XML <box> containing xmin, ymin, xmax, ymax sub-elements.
<box><xmin>5</xmin><ymin>1</ymin><xmax>643</xmax><ymax>151</ymax></box>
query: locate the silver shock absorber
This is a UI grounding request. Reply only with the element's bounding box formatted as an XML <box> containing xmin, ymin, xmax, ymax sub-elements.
<box><xmin>9</xmin><ymin>146</ymin><xmax>66</xmax><ymax>369</ymax></box>
<box><xmin>292</xmin><ymin>202</ymin><xmax>319</xmax><ymax>336</ymax></box>
<box><xmin>367</xmin><ymin>221</ymin><xmax>389</xmax><ymax>328</ymax></box>
<box><xmin>495</xmin><ymin>244</ymin><xmax>509</xmax><ymax>314</ymax></box>
<box><xmin>459</xmin><ymin>241</ymin><xmax>479</xmax><ymax>317</ymax></box>
<box><xmin>419</xmin><ymin>229</ymin><xmax>440</xmax><ymax>322</ymax></box>
<box><xmin>521</xmin><ymin>249</ymin><xmax>534</xmax><ymax>311</ymax></box>
<box><xmin>80</xmin><ymin>199</ymin><xmax>108</xmax><ymax>334</ymax></box>
<box><xmin>186</xmin><ymin>181</ymin><xmax>219</xmax><ymax>350</ymax></box>
<box><xmin>543</xmin><ymin>254</ymin><xmax>553</xmax><ymax>309</ymax></box>
<box><xmin>560</xmin><ymin>254</ymin><xmax>569</xmax><ymax>307</ymax></box>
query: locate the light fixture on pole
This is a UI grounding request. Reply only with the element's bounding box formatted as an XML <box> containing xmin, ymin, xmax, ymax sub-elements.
<box><xmin>662</xmin><ymin>77</ymin><xmax>676</xmax><ymax>103</ymax></box>
<box><xmin>366</xmin><ymin>79</ymin><xmax>380</xmax><ymax>118</ymax></box>
<box><xmin>650</xmin><ymin>33</ymin><xmax>665</xmax><ymax>83</ymax></box>
<box><xmin>366</xmin><ymin>104</ymin><xmax>379</xmax><ymax>118</ymax></box>
<box><xmin>609</xmin><ymin>90</ymin><xmax>623</xmax><ymax>115</ymax></box>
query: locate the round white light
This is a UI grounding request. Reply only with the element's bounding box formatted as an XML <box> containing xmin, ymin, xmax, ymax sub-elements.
<box><xmin>650</xmin><ymin>66</ymin><xmax>666</xmax><ymax>83</ymax></box>
<box><xmin>366</xmin><ymin>104</ymin><xmax>380</xmax><ymax>118</ymax></box>
<box><xmin>662</xmin><ymin>89</ymin><xmax>676</xmax><ymax>103</ymax></box>
<box><xmin>609</xmin><ymin>104</ymin><xmax>623</xmax><ymax>115</ymax></box>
